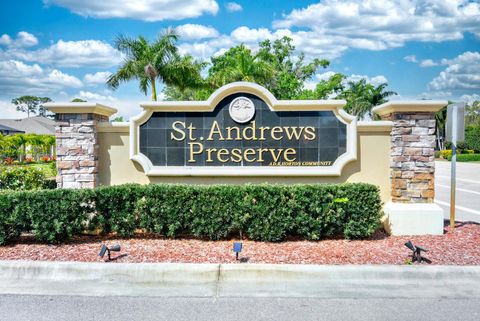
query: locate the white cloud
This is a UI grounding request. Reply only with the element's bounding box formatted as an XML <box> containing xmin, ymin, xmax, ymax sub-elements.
<box><xmin>7</xmin><ymin>39</ymin><xmax>122</xmax><ymax>68</ymax></box>
<box><xmin>0</xmin><ymin>35</ymin><xmax>12</xmax><ymax>46</ymax></box>
<box><xmin>112</xmin><ymin>99</ymin><xmax>146</xmax><ymax>119</ymax></box>
<box><xmin>179</xmin><ymin>0</ymin><xmax>479</xmax><ymax>62</ymax></box>
<box><xmin>76</xmin><ymin>90</ymin><xmax>117</xmax><ymax>102</ymax></box>
<box><xmin>47</xmin><ymin>69</ymin><xmax>83</xmax><ymax>87</ymax></box>
<box><xmin>419</xmin><ymin>59</ymin><xmax>438</xmax><ymax>67</ymax></box>
<box><xmin>178</xmin><ymin>26</ymin><xmax>308</xmax><ymax>60</ymax></box>
<box><xmin>0</xmin><ymin>33</ymin><xmax>121</xmax><ymax>68</ymax></box>
<box><xmin>44</xmin><ymin>0</ymin><xmax>219</xmax><ymax>22</ymax></box>
<box><xmin>418</xmin><ymin>91</ymin><xmax>452</xmax><ymax>100</ymax></box>
<box><xmin>370</xmin><ymin>75</ymin><xmax>389</xmax><ymax>86</ymax></box>
<box><xmin>83</xmin><ymin>71</ymin><xmax>112</xmax><ymax>85</ymax></box>
<box><xmin>0</xmin><ymin>59</ymin><xmax>82</xmax><ymax>96</ymax></box>
<box><xmin>460</xmin><ymin>93</ymin><xmax>480</xmax><ymax>104</ymax></box>
<box><xmin>429</xmin><ymin>51</ymin><xmax>480</xmax><ymax>91</ymax></box>
<box><xmin>178</xmin><ymin>43</ymin><xmax>217</xmax><ymax>60</ymax></box>
<box><xmin>404</xmin><ymin>55</ymin><xmax>418</xmax><ymax>63</ymax></box>
<box><xmin>225</xmin><ymin>2</ymin><xmax>242</xmax><ymax>12</ymax></box>
<box><xmin>405</xmin><ymin>55</ymin><xmax>439</xmax><ymax>67</ymax></box>
<box><xmin>0</xmin><ymin>100</ymin><xmax>27</xmax><ymax>119</ymax></box>
<box><xmin>178</xmin><ymin>25</ymin><xmax>355</xmax><ymax>61</ymax></box>
<box><xmin>0</xmin><ymin>31</ymin><xmax>38</xmax><ymax>48</ymax></box>
<box><xmin>304</xmin><ymin>71</ymin><xmax>337</xmax><ymax>90</ymax></box>
<box><xmin>178</xmin><ymin>34</ymin><xmax>234</xmax><ymax>59</ymax></box>
<box><xmin>271</xmin><ymin>0</ymin><xmax>480</xmax><ymax>58</ymax></box>
<box><xmin>316</xmin><ymin>71</ymin><xmax>337</xmax><ymax>82</ymax></box>
<box><xmin>176</xmin><ymin>24</ymin><xmax>219</xmax><ymax>40</ymax></box>
<box><xmin>346</xmin><ymin>74</ymin><xmax>389</xmax><ymax>86</ymax></box>
<box><xmin>90</xmin><ymin>96</ymin><xmax>166</xmax><ymax>120</ymax></box>
<box><xmin>230</xmin><ymin>26</ymin><xmax>272</xmax><ymax>43</ymax></box>
<box><xmin>15</xmin><ymin>32</ymin><xmax>39</xmax><ymax>48</ymax></box>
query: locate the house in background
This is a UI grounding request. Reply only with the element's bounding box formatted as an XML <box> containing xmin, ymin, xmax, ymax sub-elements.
<box><xmin>0</xmin><ymin>124</ymin><xmax>25</xmax><ymax>135</ymax></box>
<box><xmin>0</xmin><ymin>116</ymin><xmax>55</xmax><ymax>135</ymax></box>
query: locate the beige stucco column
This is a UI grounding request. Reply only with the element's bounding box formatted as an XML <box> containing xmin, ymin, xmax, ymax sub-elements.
<box><xmin>372</xmin><ymin>101</ymin><xmax>447</xmax><ymax>235</ymax></box>
<box><xmin>45</xmin><ymin>103</ymin><xmax>117</xmax><ymax>188</ymax></box>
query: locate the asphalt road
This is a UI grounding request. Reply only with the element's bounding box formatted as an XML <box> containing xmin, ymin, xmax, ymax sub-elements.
<box><xmin>435</xmin><ymin>161</ymin><xmax>480</xmax><ymax>223</ymax></box>
<box><xmin>0</xmin><ymin>295</ymin><xmax>479</xmax><ymax>321</ymax></box>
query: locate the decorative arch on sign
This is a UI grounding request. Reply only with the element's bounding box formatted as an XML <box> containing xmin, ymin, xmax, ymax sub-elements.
<box><xmin>130</xmin><ymin>82</ymin><xmax>357</xmax><ymax>176</ymax></box>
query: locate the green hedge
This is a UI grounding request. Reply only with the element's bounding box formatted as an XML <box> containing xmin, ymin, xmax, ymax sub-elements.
<box><xmin>465</xmin><ymin>125</ymin><xmax>480</xmax><ymax>152</ymax></box>
<box><xmin>0</xmin><ymin>183</ymin><xmax>383</xmax><ymax>244</ymax></box>
<box><xmin>0</xmin><ymin>166</ymin><xmax>55</xmax><ymax>191</ymax></box>
<box><xmin>447</xmin><ymin>153</ymin><xmax>480</xmax><ymax>162</ymax></box>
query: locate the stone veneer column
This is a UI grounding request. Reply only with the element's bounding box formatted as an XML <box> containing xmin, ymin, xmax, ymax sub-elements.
<box><xmin>44</xmin><ymin>103</ymin><xmax>117</xmax><ymax>189</ymax></box>
<box><xmin>382</xmin><ymin>112</ymin><xmax>436</xmax><ymax>203</ymax></box>
<box><xmin>372</xmin><ymin>101</ymin><xmax>447</xmax><ymax>235</ymax></box>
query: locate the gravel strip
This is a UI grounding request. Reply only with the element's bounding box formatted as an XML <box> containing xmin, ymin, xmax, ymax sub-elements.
<box><xmin>0</xmin><ymin>222</ymin><xmax>479</xmax><ymax>265</ymax></box>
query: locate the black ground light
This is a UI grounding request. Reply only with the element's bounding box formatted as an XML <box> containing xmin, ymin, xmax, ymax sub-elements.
<box><xmin>405</xmin><ymin>240</ymin><xmax>432</xmax><ymax>264</ymax></box>
<box><xmin>99</xmin><ymin>244</ymin><xmax>121</xmax><ymax>261</ymax></box>
<box><xmin>233</xmin><ymin>242</ymin><xmax>242</xmax><ymax>260</ymax></box>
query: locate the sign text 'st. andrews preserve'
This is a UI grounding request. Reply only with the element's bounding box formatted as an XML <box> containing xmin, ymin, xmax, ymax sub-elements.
<box><xmin>130</xmin><ymin>82</ymin><xmax>357</xmax><ymax>176</ymax></box>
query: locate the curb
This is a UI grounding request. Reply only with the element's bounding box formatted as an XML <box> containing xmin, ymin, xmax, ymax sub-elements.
<box><xmin>1</xmin><ymin>261</ymin><xmax>479</xmax><ymax>298</ymax></box>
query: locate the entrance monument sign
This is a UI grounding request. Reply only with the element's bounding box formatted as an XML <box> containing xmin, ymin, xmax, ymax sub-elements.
<box><xmin>46</xmin><ymin>82</ymin><xmax>448</xmax><ymax>236</ymax></box>
<box><xmin>130</xmin><ymin>83</ymin><xmax>357</xmax><ymax>176</ymax></box>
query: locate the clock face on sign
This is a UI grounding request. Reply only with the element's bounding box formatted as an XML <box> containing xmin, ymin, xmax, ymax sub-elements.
<box><xmin>229</xmin><ymin>96</ymin><xmax>255</xmax><ymax>123</ymax></box>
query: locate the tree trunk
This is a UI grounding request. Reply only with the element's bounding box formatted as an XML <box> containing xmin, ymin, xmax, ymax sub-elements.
<box><xmin>151</xmin><ymin>78</ymin><xmax>157</xmax><ymax>101</ymax></box>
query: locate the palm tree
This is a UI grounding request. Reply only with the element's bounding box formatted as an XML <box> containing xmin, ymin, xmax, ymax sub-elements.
<box><xmin>40</xmin><ymin>135</ymin><xmax>56</xmax><ymax>157</ymax></box>
<box><xmin>208</xmin><ymin>45</ymin><xmax>273</xmax><ymax>87</ymax></box>
<box><xmin>338</xmin><ymin>79</ymin><xmax>372</xmax><ymax>119</ymax></box>
<box><xmin>26</xmin><ymin>134</ymin><xmax>44</xmax><ymax>160</ymax></box>
<box><xmin>339</xmin><ymin>79</ymin><xmax>396</xmax><ymax>120</ymax></box>
<box><xmin>10</xmin><ymin>134</ymin><xmax>28</xmax><ymax>162</ymax></box>
<box><xmin>369</xmin><ymin>83</ymin><xmax>397</xmax><ymax>106</ymax></box>
<box><xmin>107</xmin><ymin>29</ymin><xmax>179</xmax><ymax>101</ymax></box>
<box><xmin>164</xmin><ymin>55</ymin><xmax>208</xmax><ymax>95</ymax></box>
<box><xmin>162</xmin><ymin>55</ymin><xmax>211</xmax><ymax>101</ymax></box>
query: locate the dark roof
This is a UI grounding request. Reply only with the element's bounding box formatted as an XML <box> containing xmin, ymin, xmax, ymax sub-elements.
<box><xmin>0</xmin><ymin>116</ymin><xmax>54</xmax><ymax>135</ymax></box>
<box><xmin>0</xmin><ymin>124</ymin><xmax>25</xmax><ymax>133</ymax></box>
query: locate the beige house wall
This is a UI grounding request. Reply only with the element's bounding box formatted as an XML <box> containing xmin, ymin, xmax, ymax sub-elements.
<box><xmin>97</xmin><ymin>123</ymin><xmax>392</xmax><ymax>203</ymax></box>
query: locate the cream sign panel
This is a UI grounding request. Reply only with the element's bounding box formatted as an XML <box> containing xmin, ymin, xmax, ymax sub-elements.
<box><xmin>130</xmin><ymin>82</ymin><xmax>357</xmax><ymax>176</ymax></box>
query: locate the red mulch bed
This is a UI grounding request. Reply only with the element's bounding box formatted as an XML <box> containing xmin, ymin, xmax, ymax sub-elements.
<box><xmin>0</xmin><ymin>221</ymin><xmax>479</xmax><ymax>265</ymax></box>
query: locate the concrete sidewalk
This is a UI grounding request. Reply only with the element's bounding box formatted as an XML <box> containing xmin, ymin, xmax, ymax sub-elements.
<box><xmin>1</xmin><ymin>261</ymin><xmax>479</xmax><ymax>298</ymax></box>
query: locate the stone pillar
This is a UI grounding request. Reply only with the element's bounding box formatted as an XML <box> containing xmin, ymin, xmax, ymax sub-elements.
<box><xmin>44</xmin><ymin>103</ymin><xmax>117</xmax><ymax>189</ymax></box>
<box><xmin>372</xmin><ymin>101</ymin><xmax>447</xmax><ymax>235</ymax></box>
<box><xmin>384</xmin><ymin>112</ymin><xmax>436</xmax><ymax>203</ymax></box>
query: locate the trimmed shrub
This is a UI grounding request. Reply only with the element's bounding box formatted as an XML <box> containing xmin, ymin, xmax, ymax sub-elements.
<box><xmin>0</xmin><ymin>166</ymin><xmax>56</xmax><ymax>191</ymax></box>
<box><xmin>137</xmin><ymin>184</ymin><xmax>194</xmax><ymax>238</ymax></box>
<box><xmin>439</xmin><ymin>149</ymin><xmax>452</xmax><ymax>159</ymax></box>
<box><xmin>16</xmin><ymin>189</ymin><xmax>94</xmax><ymax>243</ymax></box>
<box><xmin>43</xmin><ymin>178</ymin><xmax>57</xmax><ymax>189</ymax></box>
<box><xmin>0</xmin><ymin>183</ymin><xmax>383</xmax><ymax>244</ymax></box>
<box><xmin>0</xmin><ymin>166</ymin><xmax>47</xmax><ymax>190</ymax></box>
<box><xmin>464</xmin><ymin>125</ymin><xmax>480</xmax><ymax>152</ymax></box>
<box><xmin>0</xmin><ymin>192</ymin><xmax>25</xmax><ymax>244</ymax></box>
<box><xmin>447</xmin><ymin>154</ymin><xmax>480</xmax><ymax>162</ymax></box>
<box><xmin>92</xmin><ymin>184</ymin><xmax>143</xmax><ymax>236</ymax></box>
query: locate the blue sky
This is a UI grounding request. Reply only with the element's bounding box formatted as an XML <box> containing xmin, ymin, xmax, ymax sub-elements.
<box><xmin>0</xmin><ymin>0</ymin><xmax>479</xmax><ymax>119</ymax></box>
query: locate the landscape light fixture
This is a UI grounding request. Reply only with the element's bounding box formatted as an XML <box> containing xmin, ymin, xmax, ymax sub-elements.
<box><xmin>233</xmin><ymin>242</ymin><xmax>243</xmax><ymax>260</ymax></box>
<box><xmin>99</xmin><ymin>244</ymin><xmax>121</xmax><ymax>261</ymax></box>
<box><xmin>404</xmin><ymin>240</ymin><xmax>431</xmax><ymax>264</ymax></box>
